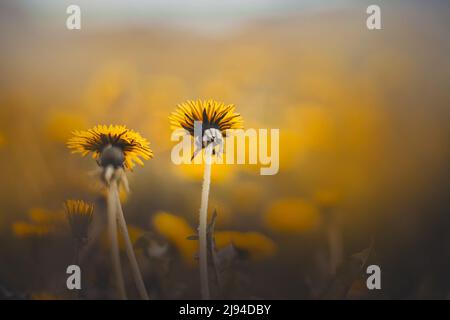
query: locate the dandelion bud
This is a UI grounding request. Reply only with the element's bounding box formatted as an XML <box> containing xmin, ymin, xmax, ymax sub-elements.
<box><xmin>64</xmin><ymin>200</ymin><xmax>94</xmax><ymax>245</ymax></box>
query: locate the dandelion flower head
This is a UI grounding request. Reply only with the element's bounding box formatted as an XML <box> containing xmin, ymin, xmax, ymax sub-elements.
<box><xmin>64</xmin><ymin>199</ymin><xmax>94</xmax><ymax>242</ymax></box>
<box><xmin>67</xmin><ymin>125</ymin><xmax>152</xmax><ymax>170</ymax></box>
<box><xmin>169</xmin><ymin>99</ymin><xmax>243</xmax><ymax>137</ymax></box>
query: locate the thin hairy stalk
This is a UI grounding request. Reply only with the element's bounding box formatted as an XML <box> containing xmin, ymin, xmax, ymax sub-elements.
<box><xmin>74</xmin><ymin>241</ymin><xmax>80</xmax><ymax>266</ymax></box>
<box><xmin>198</xmin><ymin>146</ymin><xmax>213</xmax><ymax>300</ymax></box>
<box><xmin>74</xmin><ymin>241</ymin><xmax>90</xmax><ymax>299</ymax></box>
<box><xmin>107</xmin><ymin>180</ymin><xmax>127</xmax><ymax>299</ymax></box>
<box><xmin>114</xmin><ymin>187</ymin><xmax>150</xmax><ymax>300</ymax></box>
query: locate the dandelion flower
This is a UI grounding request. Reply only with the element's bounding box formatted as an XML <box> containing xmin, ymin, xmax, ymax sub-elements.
<box><xmin>169</xmin><ymin>99</ymin><xmax>243</xmax><ymax>300</ymax></box>
<box><xmin>169</xmin><ymin>99</ymin><xmax>243</xmax><ymax>137</ymax></box>
<box><xmin>64</xmin><ymin>200</ymin><xmax>94</xmax><ymax>244</ymax></box>
<box><xmin>64</xmin><ymin>199</ymin><xmax>94</xmax><ymax>284</ymax></box>
<box><xmin>67</xmin><ymin>125</ymin><xmax>151</xmax><ymax>300</ymax></box>
<box><xmin>67</xmin><ymin>124</ymin><xmax>152</xmax><ymax>170</ymax></box>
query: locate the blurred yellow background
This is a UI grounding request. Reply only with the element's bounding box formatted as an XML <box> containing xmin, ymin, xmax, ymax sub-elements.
<box><xmin>0</xmin><ymin>0</ymin><xmax>449</xmax><ymax>299</ymax></box>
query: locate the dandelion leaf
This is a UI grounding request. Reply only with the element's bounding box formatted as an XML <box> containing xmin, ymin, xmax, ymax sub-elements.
<box><xmin>321</xmin><ymin>245</ymin><xmax>375</xmax><ymax>299</ymax></box>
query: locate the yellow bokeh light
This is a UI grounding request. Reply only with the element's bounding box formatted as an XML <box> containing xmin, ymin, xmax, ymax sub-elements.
<box><xmin>152</xmin><ymin>211</ymin><xmax>197</xmax><ymax>266</ymax></box>
<box><xmin>264</xmin><ymin>198</ymin><xmax>322</xmax><ymax>233</ymax></box>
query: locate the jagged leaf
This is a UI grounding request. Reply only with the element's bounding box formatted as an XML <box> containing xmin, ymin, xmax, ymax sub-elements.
<box><xmin>321</xmin><ymin>244</ymin><xmax>375</xmax><ymax>299</ymax></box>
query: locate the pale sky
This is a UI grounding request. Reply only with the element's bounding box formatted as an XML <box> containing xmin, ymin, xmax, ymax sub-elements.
<box><xmin>23</xmin><ymin>0</ymin><xmax>359</xmax><ymax>32</ymax></box>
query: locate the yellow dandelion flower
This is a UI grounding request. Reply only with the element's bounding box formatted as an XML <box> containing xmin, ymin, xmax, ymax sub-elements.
<box><xmin>64</xmin><ymin>200</ymin><xmax>94</xmax><ymax>242</ymax></box>
<box><xmin>169</xmin><ymin>99</ymin><xmax>243</xmax><ymax>137</ymax></box>
<box><xmin>169</xmin><ymin>99</ymin><xmax>243</xmax><ymax>299</ymax></box>
<box><xmin>68</xmin><ymin>126</ymin><xmax>152</xmax><ymax>299</ymax></box>
<box><xmin>67</xmin><ymin>125</ymin><xmax>152</xmax><ymax>170</ymax></box>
